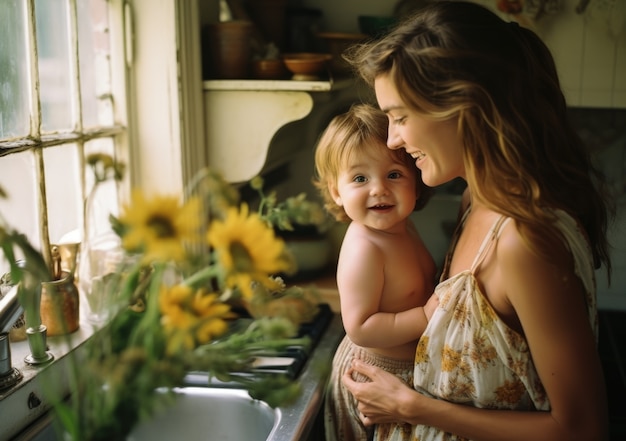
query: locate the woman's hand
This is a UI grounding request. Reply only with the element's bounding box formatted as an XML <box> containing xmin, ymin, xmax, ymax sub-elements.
<box><xmin>343</xmin><ymin>359</ymin><xmax>420</xmax><ymax>426</ymax></box>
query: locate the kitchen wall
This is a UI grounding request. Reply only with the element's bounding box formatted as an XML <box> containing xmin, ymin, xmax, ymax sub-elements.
<box><xmin>570</xmin><ymin>108</ymin><xmax>626</xmax><ymax>310</ymax></box>
<box><xmin>296</xmin><ymin>0</ymin><xmax>394</xmax><ymax>33</ymax></box>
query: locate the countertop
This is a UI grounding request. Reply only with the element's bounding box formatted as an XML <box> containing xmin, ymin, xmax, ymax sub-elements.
<box><xmin>265</xmin><ymin>312</ymin><xmax>344</xmax><ymax>441</ymax></box>
<box><xmin>292</xmin><ymin>271</ymin><xmax>340</xmax><ymax>315</ymax></box>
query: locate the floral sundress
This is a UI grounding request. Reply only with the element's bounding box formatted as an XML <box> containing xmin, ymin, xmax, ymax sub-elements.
<box><xmin>377</xmin><ymin>210</ymin><xmax>598</xmax><ymax>441</ymax></box>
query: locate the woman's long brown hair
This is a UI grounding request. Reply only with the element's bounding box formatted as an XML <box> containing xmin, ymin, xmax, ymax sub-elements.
<box><xmin>346</xmin><ymin>0</ymin><xmax>613</xmax><ymax>275</ymax></box>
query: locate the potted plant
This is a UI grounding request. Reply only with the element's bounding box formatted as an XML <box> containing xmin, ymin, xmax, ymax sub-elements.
<box><xmin>251</xmin><ymin>176</ymin><xmax>336</xmax><ymax>281</ymax></box>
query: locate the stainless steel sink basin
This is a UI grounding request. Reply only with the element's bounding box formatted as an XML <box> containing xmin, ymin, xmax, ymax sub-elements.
<box><xmin>15</xmin><ymin>387</ymin><xmax>280</xmax><ymax>441</ymax></box>
<box><xmin>130</xmin><ymin>387</ymin><xmax>280</xmax><ymax>440</ymax></box>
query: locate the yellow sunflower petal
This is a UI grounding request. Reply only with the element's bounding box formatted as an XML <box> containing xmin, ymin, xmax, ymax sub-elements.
<box><xmin>207</xmin><ymin>203</ymin><xmax>295</xmax><ymax>297</ymax></box>
<box><xmin>195</xmin><ymin>318</ymin><xmax>229</xmax><ymax>344</ymax></box>
<box><xmin>119</xmin><ymin>191</ymin><xmax>202</xmax><ymax>263</ymax></box>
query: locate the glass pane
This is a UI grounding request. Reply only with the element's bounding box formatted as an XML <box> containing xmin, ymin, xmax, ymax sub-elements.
<box><xmin>78</xmin><ymin>0</ymin><xmax>114</xmax><ymax>127</ymax></box>
<box><xmin>0</xmin><ymin>0</ymin><xmax>30</xmax><ymax>140</ymax></box>
<box><xmin>0</xmin><ymin>152</ymin><xmax>40</xmax><ymax>275</ymax></box>
<box><xmin>35</xmin><ymin>0</ymin><xmax>73</xmax><ymax>132</ymax></box>
<box><xmin>43</xmin><ymin>144</ymin><xmax>82</xmax><ymax>245</ymax></box>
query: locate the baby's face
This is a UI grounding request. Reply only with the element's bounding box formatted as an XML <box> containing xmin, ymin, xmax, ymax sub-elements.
<box><xmin>332</xmin><ymin>145</ymin><xmax>418</xmax><ymax>232</ymax></box>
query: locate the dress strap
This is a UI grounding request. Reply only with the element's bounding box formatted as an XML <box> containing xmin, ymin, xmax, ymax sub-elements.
<box><xmin>469</xmin><ymin>216</ymin><xmax>511</xmax><ymax>273</ymax></box>
<box><xmin>440</xmin><ymin>207</ymin><xmax>472</xmax><ymax>281</ymax></box>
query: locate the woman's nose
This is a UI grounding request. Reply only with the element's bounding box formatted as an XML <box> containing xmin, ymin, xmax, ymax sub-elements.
<box><xmin>387</xmin><ymin>124</ymin><xmax>403</xmax><ymax>150</ymax></box>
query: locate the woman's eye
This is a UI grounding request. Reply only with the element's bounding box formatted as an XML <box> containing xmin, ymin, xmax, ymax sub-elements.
<box><xmin>392</xmin><ymin>116</ymin><xmax>406</xmax><ymax>125</ymax></box>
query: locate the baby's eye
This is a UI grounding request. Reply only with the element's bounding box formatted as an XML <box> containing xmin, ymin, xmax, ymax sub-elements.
<box><xmin>388</xmin><ymin>171</ymin><xmax>401</xmax><ymax>179</ymax></box>
<box><xmin>353</xmin><ymin>175</ymin><xmax>367</xmax><ymax>183</ymax></box>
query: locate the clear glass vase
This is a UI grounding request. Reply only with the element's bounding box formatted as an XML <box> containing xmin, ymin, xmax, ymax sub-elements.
<box><xmin>77</xmin><ymin>179</ymin><xmax>123</xmax><ymax>325</ymax></box>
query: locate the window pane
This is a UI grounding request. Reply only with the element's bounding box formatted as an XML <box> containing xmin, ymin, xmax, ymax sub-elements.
<box><xmin>35</xmin><ymin>0</ymin><xmax>73</xmax><ymax>132</ymax></box>
<box><xmin>0</xmin><ymin>152</ymin><xmax>40</xmax><ymax>275</ymax></box>
<box><xmin>78</xmin><ymin>0</ymin><xmax>114</xmax><ymax>127</ymax></box>
<box><xmin>0</xmin><ymin>0</ymin><xmax>30</xmax><ymax>139</ymax></box>
<box><xmin>44</xmin><ymin>144</ymin><xmax>82</xmax><ymax>244</ymax></box>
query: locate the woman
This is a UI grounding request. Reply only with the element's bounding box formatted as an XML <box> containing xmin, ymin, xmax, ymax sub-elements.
<box><xmin>341</xmin><ymin>2</ymin><xmax>613</xmax><ymax>440</ymax></box>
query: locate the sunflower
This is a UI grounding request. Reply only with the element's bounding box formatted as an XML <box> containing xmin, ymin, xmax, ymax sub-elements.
<box><xmin>118</xmin><ymin>191</ymin><xmax>202</xmax><ymax>263</ymax></box>
<box><xmin>206</xmin><ymin>204</ymin><xmax>295</xmax><ymax>299</ymax></box>
<box><xmin>159</xmin><ymin>284</ymin><xmax>234</xmax><ymax>354</ymax></box>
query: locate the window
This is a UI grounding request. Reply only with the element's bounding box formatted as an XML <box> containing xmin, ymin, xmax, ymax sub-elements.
<box><xmin>0</xmin><ymin>0</ymin><xmax>129</xmax><ymax>275</ymax></box>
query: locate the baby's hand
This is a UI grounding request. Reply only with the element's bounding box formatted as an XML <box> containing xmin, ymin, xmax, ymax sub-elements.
<box><xmin>424</xmin><ymin>294</ymin><xmax>439</xmax><ymax>321</ymax></box>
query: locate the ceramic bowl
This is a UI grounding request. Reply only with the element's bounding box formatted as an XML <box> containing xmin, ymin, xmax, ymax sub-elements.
<box><xmin>281</xmin><ymin>53</ymin><xmax>332</xmax><ymax>80</ymax></box>
<box><xmin>252</xmin><ymin>58</ymin><xmax>289</xmax><ymax>80</ymax></box>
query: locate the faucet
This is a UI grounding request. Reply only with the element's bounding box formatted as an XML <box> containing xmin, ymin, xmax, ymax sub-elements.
<box><xmin>1</xmin><ymin>263</ymin><xmax>54</xmax><ymax>370</ymax></box>
<box><xmin>0</xmin><ymin>281</ymin><xmax>23</xmax><ymax>334</ymax></box>
<box><xmin>0</xmin><ymin>285</ymin><xmax>24</xmax><ymax>390</ymax></box>
<box><xmin>16</xmin><ymin>275</ymin><xmax>54</xmax><ymax>366</ymax></box>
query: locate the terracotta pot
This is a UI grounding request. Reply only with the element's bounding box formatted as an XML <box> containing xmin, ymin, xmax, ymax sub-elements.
<box><xmin>204</xmin><ymin>21</ymin><xmax>253</xmax><ymax>79</ymax></box>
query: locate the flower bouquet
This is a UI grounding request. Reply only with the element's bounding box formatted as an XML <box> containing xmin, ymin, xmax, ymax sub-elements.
<box><xmin>3</xmin><ymin>162</ymin><xmax>322</xmax><ymax>441</ymax></box>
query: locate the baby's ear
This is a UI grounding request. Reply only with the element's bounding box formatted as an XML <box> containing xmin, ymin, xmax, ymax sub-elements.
<box><xmin>329</xmin><ymin>183</ymin><xmax>342</xmax><ymax>206</ymax></box>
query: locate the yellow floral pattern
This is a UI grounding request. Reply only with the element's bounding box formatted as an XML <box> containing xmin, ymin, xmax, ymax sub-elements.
<box><xmin>379</xmin><ymin>211</ymin><xmax>598</xmax><ymax>441</ymax></box>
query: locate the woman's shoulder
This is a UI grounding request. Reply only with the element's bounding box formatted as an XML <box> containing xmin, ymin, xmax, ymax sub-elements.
<box><xmin>494</xmin><ymin>211</ymin><xmax>577</xmax><ymax>282</ymax></box>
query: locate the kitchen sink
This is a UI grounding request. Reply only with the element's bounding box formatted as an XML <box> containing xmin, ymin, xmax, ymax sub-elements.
<box><xmin>130</xmin><ymin>387</ymin><xmax>280</xmax><ymax>441</ymax></box>
<box><xmin>7</xmin><ymin>308</ymin><xmax>345</xmax><ymax>441</ymax></box>
<box><xmin>14</xmin><ymin>387</ymin><xmax>280</xmax><ymax>441</ymax></box>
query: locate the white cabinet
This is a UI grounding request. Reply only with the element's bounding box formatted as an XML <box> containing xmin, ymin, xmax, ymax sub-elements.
<box><xmin>202</xmin><ymin>78</ymin><xmax>368</xmax><ymax>183</ymax></box>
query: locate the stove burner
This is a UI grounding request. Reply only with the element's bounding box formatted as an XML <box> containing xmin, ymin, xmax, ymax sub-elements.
<box><xmin>184</xmin><ymin>303</ymin><xmax>334</xmax><ymax>386</ymax></box>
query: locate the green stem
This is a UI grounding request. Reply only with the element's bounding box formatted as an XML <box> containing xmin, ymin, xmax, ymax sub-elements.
<box><xmin>182</xmin><ymin>264</ymin><xmax>220</xmax><ymax>289</ymax></box>
<box><xmin>128</xmin><ymin>264</ymin><xmax>165</xmax><ymax>349</ymax></box>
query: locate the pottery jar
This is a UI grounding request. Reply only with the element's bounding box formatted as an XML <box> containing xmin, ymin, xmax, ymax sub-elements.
<box><xmin>40</xmin><ymin>271</ymin><xmax>79</xmax><ymax>336</ymax></box>
<box><xmin>204</xmin><ymin>20</ymin><xmax>253</xmax><ymax>79</ymax></box>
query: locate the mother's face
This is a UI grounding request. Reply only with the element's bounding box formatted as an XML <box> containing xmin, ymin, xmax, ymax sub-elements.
<box><xmin>374</xmin><ymin>74</ymin><xmax>465</xmax><ymax>188</ymax></box>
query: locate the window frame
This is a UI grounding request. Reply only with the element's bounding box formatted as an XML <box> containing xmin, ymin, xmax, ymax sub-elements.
<box><xmin>0</xmin><ymin>0</ymin><xmax>205</xmax><ymax>274</ymax></box>
<box><xmin>0</xmin><ymin>0</ymin><xmax>131</xmax><ymax>272</ymax></box>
